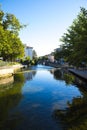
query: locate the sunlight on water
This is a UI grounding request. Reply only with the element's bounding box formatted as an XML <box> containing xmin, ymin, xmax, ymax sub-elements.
<box><xmin>0</xmin><ymin>65</ymin><xmax>87</xmax><ymax>130</ymax></box>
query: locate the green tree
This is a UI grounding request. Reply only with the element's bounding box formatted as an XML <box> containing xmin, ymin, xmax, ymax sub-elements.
<box><xmin>0</xmin><ymin>9</ymin><xmax>4</xmax><ymax>24</ymax></box>
<box><xmin>0</xmin><ymin>7</ymin><xmax>25</xmax><ymax>61</ymax></box>
<box><xmin>0</xmin><ymin>26</ymin><xmax>24</xmax><ymax>61</ymax></box>
<box><xmin>54</xmin><ymin>50</ymin><xmax>63</xmax><ymax>61</ymax></box>
<box><xmin>10</xmin><ymin>34</ymin><xmax>24</xmax><ymax>61</ymax></box>
<box><xmin>60</xmin><ymin>7</ymin><xmax>87</xmax><ymax>67</ymax></box>
<box><xmin>2</xmin><ymin>13</ymin><xmax>25</xmax><ymax>35</ymax></box>
<box><xmin>33</xmin><ymin>50</ymin><xmax>37</xmax><ymax>59</ymax></box>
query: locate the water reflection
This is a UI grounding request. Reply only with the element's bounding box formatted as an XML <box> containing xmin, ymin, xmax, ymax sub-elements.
<box><xmin>51</xmin><ymin>69</ymin><xmax>64</xmax><ymax>80</ymax></box>
<box><xmin>0</xmin><ymin>76</ymin><xmax>14</xmax><ymax>86</ymax></box>
<box><xmin>0</xmin><ymin>66</ymin><xmax>87</xmax><ymax>130</ymax></box>
<box><xmin>54</xmin><ymin>91</ymin><xmax>87</xmax><ymax>130</ymax></box>
<box><xmin>24</xmin><ymin>70</ymin><xmax>36</xmax><ymax>81</ymax></box>
<box><xmin>53</xmin><ymin>69</ymin><xmax>87</xmax><ymax>130</ymax></box>
<box><xmin>0</xmin><ymin>73</ymin><xmax>25</xmax><ymax>130</ymax></box>
<box><xmin>29</xmin><ymin>65</ymin><xmax>53</xmax><ymax>71</ymax></box>
<box><xmin>51</xmin><ymin>69</ymin><xmax>78</xmax><ymax>85</ymax></box>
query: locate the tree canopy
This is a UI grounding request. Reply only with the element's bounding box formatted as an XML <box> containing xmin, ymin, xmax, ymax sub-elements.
<box><xmin>0</xmin><ymin>7</ymin><xmax>24</xmax><ymax>61</ymax></box>
<box><xmin>60</xmin><ymin>7</ymin><xmax>87</xmax><ymax>67</ymax></box>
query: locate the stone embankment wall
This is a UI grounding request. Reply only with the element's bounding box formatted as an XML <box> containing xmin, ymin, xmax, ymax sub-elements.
<box><xmin>0</xmin><ymin>76</ymin><xmax>14</xmax><ymax>85</ymax></box>
<box><xmin>0</xmin><ymin>64</ymin><xmax>23</xmax><ymax>78</ymax></box>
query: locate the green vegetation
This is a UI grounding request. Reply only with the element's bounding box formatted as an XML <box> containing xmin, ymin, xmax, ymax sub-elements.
<box><xmin>53</xmin><ymin>68</ymin><xmax>87</xmax><ymax>130</ymax></box>
<box><xmin>54</xmin><ymin>94</ymin><xmax>87</xmax><ymax>130</ymax></box>
<box><xmin>20</xmin><ymin>56</ymin><xmax>38</xmax><ymax>67</ymax></box>
<box><xmin>0</xmin><ymin>7</ymin><xmax>25</xmax><ymax>61</ymax></box>
<box><xmin>0</xmin><ymin>73</ymin><xmax>25</xmax><ymax>129</ymax></box>
<box><xmin>0</xmin><ymin>60</ymin><xmax>8</xmax><ymax>67</ymax></box>
<box><xmin>54</xmin><ymin>49</ymin><xmax>63</xmax><ymax>61</ymax></box>
<box><xmin>53</xmin><ymin>69</ymin><xmax>75</xmax><ymax>85</ymax></box>
<box><xmin>60</xmin><ymin>7</ymin><xmax>87</xmax><ymax>67</ymax></box>
<box><xmin>64</xmin><ymin>73</ymin><xmax>75</xmax><ymax>85</ymax></box>
<box><xmin>0</xmin><ymin>60</ymin><xmax>20</xmax><ymax>67</ymax></box>
<box><xmin>54</xmin><ymin>7</ymin><xmax>87</xmax><ymax>67</ymax></box>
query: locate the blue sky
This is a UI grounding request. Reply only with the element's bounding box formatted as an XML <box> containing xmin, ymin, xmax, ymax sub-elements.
<box><xmin>0</xmin><ymin>0</ymin><xmax>87</xmax><ymax>56</ymax></box>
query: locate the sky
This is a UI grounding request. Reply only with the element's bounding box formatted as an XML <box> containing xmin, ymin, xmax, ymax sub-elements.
<box><xmin>0</xmin><ymin>0</ymin><xmax>87</xmax><ymax>56</ymax></box>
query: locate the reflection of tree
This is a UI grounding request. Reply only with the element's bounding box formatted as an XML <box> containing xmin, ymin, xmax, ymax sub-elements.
<box><xmin>54</xmin><ymin>81</ymin><xmax>87</xmax><ymax>130</ymax></box>
<box><xmin>0</xmin><ymin>73</ymin><xmax>25</xmax><ymax>130</ymax></box>
<box><xmin>52</xmin><ymin>69</ymin><xmax>75</xmax><ymax>85</ymax></box>
<box><xmin>63</xmin><ymin>73</ymin><xmax>75</xmax><ymax>85</ymax></box>
<box><xmin>54</xmin><ymin>69</ymin><xmax>63</xmax><ymax>80</ymax></box>
<box><xmin>24</xmin><ymin>70</ymin><xmax>37</xmax><ymax>81</ymax></box>
<box><xmin>51</xmin><ymin>69</ymin><xmax>64</xmax><ymax>80</ymax></box>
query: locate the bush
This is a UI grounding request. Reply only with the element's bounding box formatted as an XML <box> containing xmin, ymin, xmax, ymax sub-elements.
<box><xmin>0</xmin><ymin>60</ymin><xmax>19</xmax><ymax>67</ymax></box>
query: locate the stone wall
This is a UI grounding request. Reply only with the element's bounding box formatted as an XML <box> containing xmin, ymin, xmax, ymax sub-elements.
<box><xmin>0</xmin><ymin>76</ymin><xmax>14</xmax><ymax>85</ymax></box>
<box><xmin>0</xmin><ymin>64</ymin><xmax>23</xmax><ymax>78</ymax></box>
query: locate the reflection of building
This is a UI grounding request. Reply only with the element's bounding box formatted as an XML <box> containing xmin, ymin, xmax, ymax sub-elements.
<box><xmin>24</xmin><ymin>44</ymin><xmax>33</xmax><ymax>60</ymax></box>
<box><xmin>24</xmin><ymin>71</ymin><xmax>36</xmax><ymax>81</ymax></box>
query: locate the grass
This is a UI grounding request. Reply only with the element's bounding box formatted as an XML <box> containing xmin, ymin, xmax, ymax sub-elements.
<box><xmin>0</xmin><ymin>60</ymin><xmax>20</xmax><ymax>67</ymax></box>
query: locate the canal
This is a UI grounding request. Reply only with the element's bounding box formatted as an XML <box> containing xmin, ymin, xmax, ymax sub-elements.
<box><xmin>0</xmin><ymin>65</ymin><xmax>87</xmax><ymax>130</ymax></box>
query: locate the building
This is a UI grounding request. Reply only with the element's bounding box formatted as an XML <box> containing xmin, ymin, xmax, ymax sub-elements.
<box><xmin>54</xmin><ymin>47</ymin><xmax>62</xmax><ymax>52</ymax></box>
<box><xmin>54</xmin><ymin>47</ymin><xmax>64</xmax><ymax>65</ymax></box>
<box><xmin>24</xmin><ymin>44</ymin><xmax>33</xmax><ymax>60</ymax></box>
<box><xmin>48</xmin><ymin>54</ymin><xmax>54</xmax><ymax>62</ymax></box>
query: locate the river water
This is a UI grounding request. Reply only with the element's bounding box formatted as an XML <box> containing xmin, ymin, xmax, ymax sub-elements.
<box><xmin>0</xmin><ymin>65</ymin><xmax>87</xmax><ymax>130</ymax></box>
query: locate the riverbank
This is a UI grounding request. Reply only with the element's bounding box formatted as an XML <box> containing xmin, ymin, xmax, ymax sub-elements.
<box><xmin>0</xmin><ymin>65</ymin><xmax>86</xmax><ymax>130</ymax></box>
<box><xmin>0</xmin><ymin>64</ymin><xmax>23</xmax><ymax>78</ymax></box>
<box><xmin>45</xmin><ymin>62</ymin><xmax>87</xmax><ymax>80</ymax></box>
<box><xmin>69</xmin><ymin>69</ymin><xmax>87</xmax><ymax>80</ymax></box>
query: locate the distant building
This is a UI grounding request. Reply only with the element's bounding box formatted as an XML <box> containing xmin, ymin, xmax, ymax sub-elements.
<box><xmin>24</xmin><ymin>44</ymin><xmax>33</xmax><ymax>60</ymax></box>
<box><xmin>48</xmin><ymin>54</ymin><xmax>54</xmax><ymax>62</ymax></box>
<box><xmin>54</xmin><ymin>47</ymin><xmax>65</xmax><ymax>65</ymax></box>
<box><xmin>54</xmin><ymin>47</ymin><xmax>62</xmax><ymax>52</ymax></box>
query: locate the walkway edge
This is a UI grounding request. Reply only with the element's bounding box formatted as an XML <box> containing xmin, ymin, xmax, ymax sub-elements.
<box><xmin>0</xmin><ymin>64</ymin><xmax>23</xmax><ymax>78</ymax></box>
<box><xmin>69</xmin><ymin>69</ymin><xmax>87</xmax><ymax>80</ymax></box>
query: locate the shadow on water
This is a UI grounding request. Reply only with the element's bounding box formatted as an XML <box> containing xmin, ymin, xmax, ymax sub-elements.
<box><xmin>0</xmin><ymin>68</ymin><xmax>37</xmax><ymax>130</ymax></box>
<box><xmin>0</xmin><ymin>73</ymin><xmax>25</xmax><ymax>130</ymax></box>
<box><xmin>52</xmin><ymin>69</ymin><xmax>87</xmax><ymax>130</ymax></box>
<box><xmin>50</xmin><ymin>69</ymin><xmax>75</xmax><ymax>84</ymax></box>
<box><xmin>0</xmin><ymin>66</ymin><xmax>87</xmax><ymax>130</ymax></box>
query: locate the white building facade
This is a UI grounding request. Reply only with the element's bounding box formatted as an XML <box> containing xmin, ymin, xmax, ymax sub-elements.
<box><xmin>24</xmin><ymin>44</ymin><xmax>33</xmax><ymax>60</ymax></box>
<box><xmin>48</xmin><ymin>54</ymin><xmax>54</xmax><ymax>62</ymax></box>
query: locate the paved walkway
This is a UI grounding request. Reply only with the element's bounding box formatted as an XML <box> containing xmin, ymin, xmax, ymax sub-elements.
<box><xmin>69</xmin><ymin>69</ymin><xmax>87</xmax><ymax>80</ymax></box>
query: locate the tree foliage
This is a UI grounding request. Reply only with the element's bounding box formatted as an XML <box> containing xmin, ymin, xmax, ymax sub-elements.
<box><xmin>60</xmin><ymin>7</ymin><xmax>87</xmax><ymax>67</ymax></box>
<box><xmin>33</xmin><ymin>50</ymin><xmax>37</xmax><ymax>59</ymax></box>
<box><xmin>54</xmin><ymin>50</ymin><xmax>63</xmax><ymax>60</ymax></box>
<box><xmin>0</xmin><ymin>7</ymin><xmax>25</xmax><ymax>61</ymax></box>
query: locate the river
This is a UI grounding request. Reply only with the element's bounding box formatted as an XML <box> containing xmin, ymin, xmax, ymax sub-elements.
<box><xmin>0</xmin><ymin>65</ymin><xmax>87</xmax><ymax>130</ymax></box>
